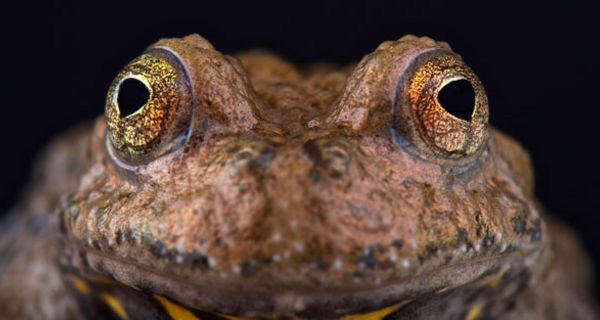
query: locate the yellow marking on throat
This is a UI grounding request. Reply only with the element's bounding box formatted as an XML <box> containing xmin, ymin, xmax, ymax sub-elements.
<box><xmin>341</xmin><ymin>300</ymin><xmax>411</xmax><ymax>320</ymax></box>
<box><xmin>154</xmin><ymin>294</ymin><xmax>199</xmax><ymax>320</ymax></box>
<box><xmin>70</xmin><ymin>276</ymin><xmax>90</xmax><ymax>294</ymax></box>
<box><xmin>465</xmin><ymin>302</ymin><xmax>484</xmax><ymax>320</ymax></box>
<box><xmin>215</xmin><ymin>313</ymin><xmax>248</xmax><ymax>320</ymax></box>
<box><xmin>100</xmin><ymin>293</ymin><xmax>129</xmax><ymax>320</ymax></box>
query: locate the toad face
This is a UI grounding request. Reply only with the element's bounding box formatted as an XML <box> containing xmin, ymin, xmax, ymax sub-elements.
<box><xmin>57</xmin><ymin>34</ymin><xmax>555</xmax><ymax>318</ymax></box>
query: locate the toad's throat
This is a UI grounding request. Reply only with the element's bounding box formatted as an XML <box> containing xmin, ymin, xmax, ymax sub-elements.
<box><xmin>65</xmin><ymin>273</ymin><xmax>411</xmax><ymax>320</ymax></box>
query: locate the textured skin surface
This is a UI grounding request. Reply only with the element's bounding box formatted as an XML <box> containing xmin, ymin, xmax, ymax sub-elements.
<box><xmin>0</xmin><ymin>34</ymin><xmax>597</xmax><ymax>319</ymax></box>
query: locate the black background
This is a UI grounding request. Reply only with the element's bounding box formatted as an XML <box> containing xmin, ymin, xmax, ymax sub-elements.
<box><xmin>6</xmin><ymin>0</ymin><xmax>600</xmax><ymax>297</ymax></box>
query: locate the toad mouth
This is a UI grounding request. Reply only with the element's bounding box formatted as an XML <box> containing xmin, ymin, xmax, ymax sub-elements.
<box><xmin>61</xmin><ymin>242</ymin><xmax>540</xmax><ymax>319</ymax></box>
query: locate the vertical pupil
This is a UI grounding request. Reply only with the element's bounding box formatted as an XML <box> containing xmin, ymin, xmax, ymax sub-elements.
<box><xmin>437</xmin><ymin>79</ymin><xmax>475</xmax><ymax>121</ymax></box>
<box><xmin>117</xmin><ymin>78</ymin><xmax>150</xmax><ymax>118</ymax></box>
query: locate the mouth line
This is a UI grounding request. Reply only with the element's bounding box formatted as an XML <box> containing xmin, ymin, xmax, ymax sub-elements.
<box><xmin>63</xmin><ymin>242</ymin><xmax>540</xmax><ymax>318</ymax></box>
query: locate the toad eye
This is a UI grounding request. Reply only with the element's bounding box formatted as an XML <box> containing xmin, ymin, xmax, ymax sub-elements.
<box><xmin>394</xmin><ymin>51</ymin><xmax>489</xmax><ymax>160</ymax></box>
<box><xmin>105</xmin><ymin>50</ymin><xmax>192</xmax><ymax>164</ymax></box>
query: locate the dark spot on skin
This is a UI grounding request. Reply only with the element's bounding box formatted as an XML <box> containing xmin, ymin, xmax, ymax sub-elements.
<box><xmin>528</xmin><ymin>218</ymin><xmax>542</xmax><ymax>242</ymax></box>
<box><xmin>328</xmin><ymin>169</ymin><xmax>343</xmax><ymax>179</ymax></box>
<box><xmin>94</xmin><ymin>259</ymin><xmax>108</xmax><ymax>275</ymax></box>
<box><xmin>482</xmin><ymin>232</ymin><xmax>495</xmax><ymax>248</ymax></box>
<box><xmin>454</xmin><ymin>228</ymin><xmax>473</xmax><ymax>250</ymax></box>
<box><xmin>474</xmin><ymin>211</ymin><xmax>483</xmax><ymax>237</ymax></box>
<box><xmin>422</xmin><ymin>243</ymin><xmax>439</xmax><ymax>260</ymax></box>
<box><xmin>418</xmin><ymin>243</ymin><xmax>446</xmax><ymax>263</ymax></box>
<box><xmin>455</xmin><ymin>228</ymin><xmax>469</xmax><ymax>243</ymax></box>
<box><xmin>186</xmin><ymin>252</ymin><xmax>210</xmax><ymax>270</ymax></box>
<box><xmin>124</xmin><ymin>229</ymin><xmax>135</xmax><ymax>244</ymax></box>
<box><xmin>151</xmin><ymin>202</ymin><xmax>166</xmax><ymax>217</ymax></box>
<box><xmin>510</xmin><ymin>207</ymin><xmax>541</xmax><ymax>242</ymax></box>
<box><xmin>238</xmin><ymin>183</ymin><xmax>249</xmax><ymax>194</ymax></box>
<box><xmin>144</xmin><ymin>236</ymin><xmax>184</xmax><ymax>261</ymax></box>
<box><xmin>311</xmin><ymin>258</ymin><xmax>330</xmax><ymax>271</ymax></box>
<box><xmin>309</xmin><ymin>168</ymin><xmax>321</xmax><ymax>183</ymax></box>
<box><xmin>303</xmin><ymin>140</ymin><xmax>325</xmax><ymax>166</ymax></box>
<box><xmin>355</xmin><ymin>245</ymin><xmax>386</xmax><ymax>269</ymax></box>
<box><xmin>391</xmin><ymin>239</ymin><xmax>404</xmax><ymax>248</ymax></box>
<box><xmin>342</xmin><ymin>181</ymin><xmax>353</xmax><ymax>192</ymax></box>
<box><xmin>79</xmin><ymin>250</ymin><xmax>91</xmax><ymax>269</ymax></box>
<box><xmin>91</xmin><ymin>240</ymin><xmax>102</xmax><ymax>250</ymax></box>
<box><xmin>434</xmin><ymin>211</ymin><xmax>449</xmax><ymax>219</ymax></box>
<box><xmin>100</xmin><ymin>235</ymin><xmax>112</xmax><ymax>251</ymax></box>
<box><xmin>149</xmin><ymin>241</ymin><xmax>168</xmax><ymax>257</ymax></box>
<box><xmin>246</xmin><ymin>149</ymin><xmax>275</xmax><ymax>178</ymax></box>
<box><xmin>373</xmin><ymin>244</ymin><xmax>386</xmax><ymax>252</ymax></box>
<box><xmin>351</xmin><ymin>270</ymin><xmax>367</xmax><ymax>279</ymax></box>
<box><xmin>241</xmin><ymin>260</ymin><xmax>258</xmax><ymax>277</ymax></box>
<box><xmin>225</xmin><ymin>145</ymin><xmax>240</xmax><ymax>154</ymax></box>
<box><xmin>239</xmin><ymin>257</ymin><xmax>275</xmax><ymax>277</ymax></box>
<box><xmin>511</xmin><ymin>208</ymin><xmax>529</xmax><ymax>234</ymax></box>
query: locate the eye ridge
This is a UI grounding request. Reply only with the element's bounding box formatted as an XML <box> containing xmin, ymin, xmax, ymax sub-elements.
<box><xmin>116</xmin><ymin>77</ymin><xmax>152</xmax><ymax>119</ymax></box>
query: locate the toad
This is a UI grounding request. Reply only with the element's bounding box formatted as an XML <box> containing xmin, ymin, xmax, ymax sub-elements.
<box><xmin>0</xmin><ymin>34</ymin><xmax>597</xmax><ymax>319</ymax></box>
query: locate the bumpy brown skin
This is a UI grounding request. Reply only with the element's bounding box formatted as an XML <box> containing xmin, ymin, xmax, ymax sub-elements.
<box><xmin>0</xmin><ymin>35</ymin><xmax>597</xmax><ymax>319</ymax></box>
<box><xmin>0</xmin><ymin>124</ymin><xmax>93</xmax><ymax>319</ymax></box>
